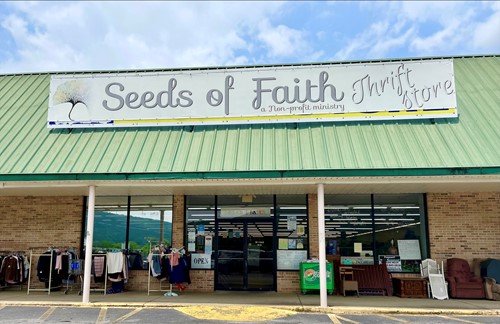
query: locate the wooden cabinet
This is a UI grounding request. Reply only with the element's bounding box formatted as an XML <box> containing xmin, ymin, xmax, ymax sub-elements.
<box><xmin>392</xmin><ymin>278</ymin><xmax>428</xmax><ymax>298</ymax></box>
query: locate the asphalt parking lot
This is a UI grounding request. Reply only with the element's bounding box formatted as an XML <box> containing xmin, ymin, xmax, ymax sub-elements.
<box><xmin>1</xmin><ymin>305</ymin><xmax>500</xmax><ymax>324</ymax></box>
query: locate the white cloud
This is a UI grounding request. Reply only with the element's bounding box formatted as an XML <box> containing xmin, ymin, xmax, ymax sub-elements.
<box><xmin>1</xmin><ymin>11</ymin><xmax>84</xmax><ymax>72</ymax></box>
<box><xmin>472</xmin><ymin>3</ymin><xmax>500</xmax><ymax>50</ymax></box>
<box><xmin>369</xmin><ymin>26</ymin><xmax>416</xmax><ymax>58</ymax></box>
<box><xmin>333</xmin><ymin>20</ymin><xmax>416</xmax><ymax>61</ymax></box>
<box><xmin>257</xmin><ymin>19</ymin><xmax>307</xmax><ymax>59</ymax></box>
<box><xmin>409</xmin><ymin>10</ymin><xmax>475</xmax><ymax>55</ymax></box>
<box><xmin>335</xmin><ymin>1</ymin><xmax>499</xmax><ymax>60</ymax></box>
<box><xmin>399</xmin><ymin>1</ymin><xmax>465</xmax><ymax>22</ymax></box>
<box><xmin>0</xmin><ymin>1</ymin><xmax>285</xmax><ymax>73</ymax></box>
<box><xmin>0</xmin><ymin>1</ymin><xmax>498</xmax><ymax>73</ymax></box>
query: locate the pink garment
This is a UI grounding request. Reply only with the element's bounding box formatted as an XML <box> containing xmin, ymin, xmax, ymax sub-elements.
<box><xmin>55</xmin><ymin>254</ymin><xmax>62</xmax><ymax>272</ymax></box>
<box><xmin>169</xmin><ymin>252</ymin><xmax>179</xmax><ymax>267</ymax></box>
<box><xmin>94</xmin><ymin>256</ymin><xmax>105</xmax><ymax>277</ymax></box>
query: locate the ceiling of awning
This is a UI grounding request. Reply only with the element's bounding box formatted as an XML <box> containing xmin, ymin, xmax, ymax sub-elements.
<box><xmin>1</xmin><ymin>175</ymin><xmax>499</xmax><ymax>197</ymax></box>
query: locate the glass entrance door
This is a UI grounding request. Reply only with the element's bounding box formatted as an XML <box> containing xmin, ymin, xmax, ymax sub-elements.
<box><xmin>216</xmin><ymin>220</ymin><xmax>275</xmax><ymax>291</ymax></box>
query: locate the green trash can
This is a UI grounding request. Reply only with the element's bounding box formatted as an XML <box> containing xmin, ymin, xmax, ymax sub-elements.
<box><xmin>300</xmin><ymin>261</ymin><xmax>334</xmax><ymax>294</ymax></box>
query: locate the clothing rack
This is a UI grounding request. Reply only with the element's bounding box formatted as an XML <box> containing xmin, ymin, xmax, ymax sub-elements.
<box><xmin>147</xmin><ymin>243</ymin><xmax>185</xmax><ymax>297</ymax></box>
<box><xmin>90</xmin><ymin>253</ymin><xmax>108</xmax><ymax>295</ymax></box>
<box><xmin>147</xmin><ymin>242</ymin><xmax>170</xmax><ymax>296</ymax></box>
<box><xmin>105</xmin><ymin>250</ymin><xmax>128</xmax><ymax>294</ymax></box>
<box><xmin>27</xmin><ymin>250</ymin><xmax>58</xmax><ymax>295</ymax></box>
<box><xmin>0</xmin><ymin>251</ymin><xmax>28</xmax><ymax>291</ymax></box>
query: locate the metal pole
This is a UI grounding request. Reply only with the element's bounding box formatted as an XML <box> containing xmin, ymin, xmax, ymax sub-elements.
<box><xmin>317</xmin><ymin>183</ymin><xmax>327</xmax><ymax>308</ymax></box>
<box><xmin>159</xmin><ymin>210</ymin><xmax>165</xmax><ymax>243</ymax></box>
<box><xmin>82</xmin><ymin>185</ymin><xmax>96</xmax><ymax>304</ymax></box>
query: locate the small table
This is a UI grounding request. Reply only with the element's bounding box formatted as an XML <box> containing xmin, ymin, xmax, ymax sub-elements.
<box><xmin>392</xmin><ymin>277</ymin><xmax>428</xmax><ymax>298</ymax></box>
<box><xmin>340</xmin><ymin>266</ymin><xmax>359</xmax><ymax>297</ymax></box>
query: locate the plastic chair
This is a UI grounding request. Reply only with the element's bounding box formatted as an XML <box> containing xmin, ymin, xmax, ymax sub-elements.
<box><xmin>421</xmin><ymin>259</ymin><xmax>448</xmax><ymax>300</ymax></box>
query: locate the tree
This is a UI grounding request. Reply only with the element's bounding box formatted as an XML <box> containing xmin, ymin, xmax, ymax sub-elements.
<box><xmin>52</xmin><ymin>80</ymin><xmax>89</xmax><ymax>120</ymax></box>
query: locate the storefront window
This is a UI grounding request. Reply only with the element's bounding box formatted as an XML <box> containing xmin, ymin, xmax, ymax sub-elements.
<box><xmin>324</xmin><ymin>194</ymin><xmax>372</xmax><ymax>262</ymax></box>
<box><xmin>128</xmin><ymin>196</ymin><xmax>173</xmax><ymax>269</ymax></box>
<box><xmin>90</xmin><ymin>196</ymin><xmax>128</xmax><ymax>251</ymax></box>
<box><xmin>276</xmin><ymin>195</ymin><xmax>308</xmax><ymax>270</ymax></box>
<box><xmin>374</xmin><ymin>194</ymin><xmax>427</xmax><ymax>273</ymax></box>
<box><xmin>185</xmin><ymin>196</ymin><xmax>216</xmax><ymax>269</ymax></box>
<box><xmin>86</xmin><ymin>195</ymin><xmax>172</xmax><ymax>270</ymax></box>
<box><xmin>324</xmin><ymin>194</ymin><xmax>427</xmax><ymax>273</ymax></box>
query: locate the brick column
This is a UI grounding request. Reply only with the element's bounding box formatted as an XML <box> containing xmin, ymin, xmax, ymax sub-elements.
<box><xmin>308</xmin><ymin>193</ymin><xmax>319</xmax><ymax>259</ymax></box>
<box><xmin>171</xmin><ymin>195</ymin><xmax>185</xmax><ymax>247</ymax></box>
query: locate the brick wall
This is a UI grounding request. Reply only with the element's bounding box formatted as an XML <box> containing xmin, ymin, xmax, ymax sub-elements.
<box><xmin>277</xmin><ymin>271</ymin><xmax>300</xmax><ymax>292</ymax></box>
<box><xmin>188</xmin><ymin>270</ymin><xmax>214</xmax><ymax>291</ymax></box>
<box><xmin>126</xmin><ymin>269</ymin><xmax>213</xmax><ymax>293</ymax></box>
<box><xmin>125</xmin><ymin>270</ymin><xmax>150</xmax><ymax>291</ymax></box>
<box><xmin>427</xmin><ymin>192</ymin><xmax>500</xmax><ymax>267</ymax></box>
<box><xmin>0</xmin><ymin>196</ymin><xmax>83</xmax><ymax>254</ymax></box>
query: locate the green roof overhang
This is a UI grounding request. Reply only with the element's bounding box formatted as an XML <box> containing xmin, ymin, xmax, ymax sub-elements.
<box><xmin>1</xmin><ymin>166</ymin><xmax>500</xmax><ymax>182</ymax></box>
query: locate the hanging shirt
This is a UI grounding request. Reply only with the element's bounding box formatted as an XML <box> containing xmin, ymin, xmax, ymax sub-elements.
<box><xmin>107</xmin><ymin>252</ymin><xmax>124</xmax><ymax>274</ymax></box>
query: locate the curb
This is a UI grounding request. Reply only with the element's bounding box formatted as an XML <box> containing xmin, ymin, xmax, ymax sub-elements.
<box><xmin>1</xmin><ymin>301</ymin><xmax>499</xmax><ymax>316</ymax></box>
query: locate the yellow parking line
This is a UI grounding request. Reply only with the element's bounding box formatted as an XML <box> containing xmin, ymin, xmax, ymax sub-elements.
<box><xmin>379</xmin><ymin>314</ymin><xmax>411</xmax><ymax>323</ymax></box>
<box><xmin>96</xmin><ymin>307</ymin><xmax>107</xmax><ymax>324</ymax></box>
<box><xmin>111</xmin><ymin>308</ymin><xmax>141</xmax><ymax>323</ymax></box>
<box><xmin>39</xmin><ymin>307</ymin><xmax>56</xmax><ymax>321</ymax></box>
<box><xmin>438</xmin><ymin>315</ymin><xmax>480</xmax><ymax>324</ymax></box>
<box><xmin>334</xmin><ymin>315</ymin><xmax>360</xmax><ymax>324</ymax></box>
<box><xmin>328</xmin><ymin>314</ymin><xmax>342</xmax><ymax>324</ymax></box>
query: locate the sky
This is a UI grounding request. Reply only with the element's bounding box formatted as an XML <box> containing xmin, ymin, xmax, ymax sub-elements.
<box><xmin>0</xmin><ymin>1</ymin><xmax>499</xmax><ymax>74</ymax></box>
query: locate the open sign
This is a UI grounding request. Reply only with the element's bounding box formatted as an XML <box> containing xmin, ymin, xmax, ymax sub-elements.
<box><xmin>191</xmin><ymin>253</ymin><xmax>211</xmax><ymax>269</ymax></box>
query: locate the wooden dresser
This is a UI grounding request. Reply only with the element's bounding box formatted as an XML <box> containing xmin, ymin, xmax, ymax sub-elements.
<box><xmin>392</xmin><ymin>277</ymin><xmax>428</xmax><ymax>298</ymax></box>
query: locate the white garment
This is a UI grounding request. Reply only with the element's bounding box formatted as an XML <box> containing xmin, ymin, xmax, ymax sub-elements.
<box><xmin>107</xmin><ymin>252</ymin><xmax>124</xmax><ymax>274</ymax></box>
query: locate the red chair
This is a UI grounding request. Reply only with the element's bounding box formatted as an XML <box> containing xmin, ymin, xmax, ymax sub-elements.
<box><xmin>446</xmin><ymin>258</ymin><xmax>485</xmax><ymax>299</ymax></box>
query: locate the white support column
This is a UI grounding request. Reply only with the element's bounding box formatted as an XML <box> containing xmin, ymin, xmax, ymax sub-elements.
<box><xmin>317</xmin><ymin>183</ymin><xmax>327</xmax><ymax>308</ymax></box>
<box><xmin>82</xmin><ymin>185</ymin><xmax>96</xmax><ymax>304</ymax></box>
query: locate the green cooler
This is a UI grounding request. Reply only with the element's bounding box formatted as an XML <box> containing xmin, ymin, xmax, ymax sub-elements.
<box><xmin>300</xmin><ymin>261</ymin><xmax>334</xmax><ymax>294</ymax></box>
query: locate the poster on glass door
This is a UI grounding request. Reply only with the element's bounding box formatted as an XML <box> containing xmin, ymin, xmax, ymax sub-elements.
<box><xmin>204</xmin><ymin>236</ymin><xmax>213</xmax><ymax>255</ymax></box>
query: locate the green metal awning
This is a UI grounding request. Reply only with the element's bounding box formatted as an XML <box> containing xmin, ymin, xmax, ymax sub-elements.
<box><xmin>1</xmin><ymin>56</ymin><xmax>500</xmax><ymax>183</ymax></box>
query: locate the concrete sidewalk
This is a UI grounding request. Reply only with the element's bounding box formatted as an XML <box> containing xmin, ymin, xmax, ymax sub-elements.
<box><xmin>0</xmin><ymin>289</ymin><xmax>499</xmax><ymax>316</ymax></box>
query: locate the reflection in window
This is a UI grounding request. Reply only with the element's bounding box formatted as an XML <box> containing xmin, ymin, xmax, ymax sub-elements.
<box><xmin>87</xmin><ymin>196</ymin><xmax>172</xmax><ymax>270</ymax></box>
<box><xmin>129</xmin><ymin>196</ymin><xmax>173</xmax><ymax>269</ymax></box>
<box><xmin>91</xmin><ymin>196</ymin><xmax>128</xmax><ymax>251</ymax></box>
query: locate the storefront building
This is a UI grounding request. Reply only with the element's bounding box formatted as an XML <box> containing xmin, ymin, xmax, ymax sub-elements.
<box><xmin>0</xmin><ymin>55</ymin><xmax>499</xmax><ymax>300</ymax></box>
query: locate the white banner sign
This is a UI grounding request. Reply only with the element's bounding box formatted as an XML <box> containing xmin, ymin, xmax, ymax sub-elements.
<box><xmin>48</xmin><ymin>59</ymin><xmax>457</xmax><ymax>128</ymax></box>
<box><xmin>219</xmin><ymin>208</ymin><xmax>272</xmax><ymax>218</ymax></box>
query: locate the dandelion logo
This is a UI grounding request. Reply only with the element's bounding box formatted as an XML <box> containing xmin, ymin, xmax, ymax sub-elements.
<box><xmin>52</xmin><ymin>80</ymin><xmax>90</xmax><ymax>121</ymax></box>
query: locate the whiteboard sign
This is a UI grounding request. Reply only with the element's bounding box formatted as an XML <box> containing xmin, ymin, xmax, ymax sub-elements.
<box><xmin>397</xmin><ymin>240</ymin><xmax>422</xmax><ymax>260</ymax></box>
<box><xmin>277</xmin><ymin>250</ymin><xmax>307</xmax><ymax>270</ymax></box>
